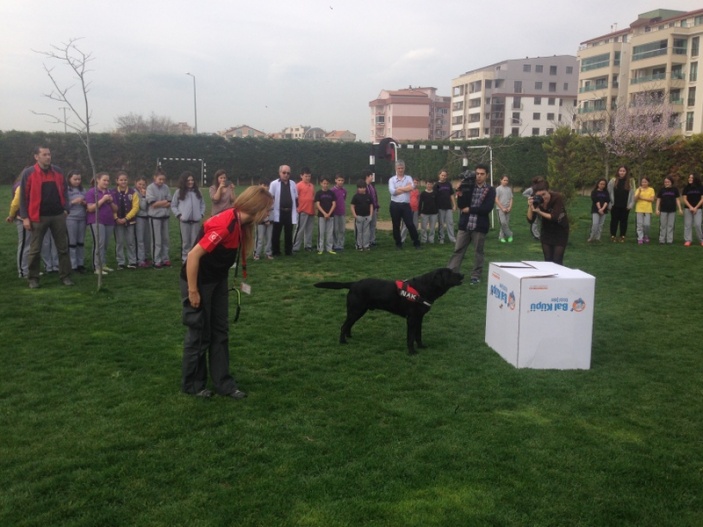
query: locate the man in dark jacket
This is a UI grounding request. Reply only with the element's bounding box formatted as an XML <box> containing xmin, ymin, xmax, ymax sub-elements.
<box><xmin>19</xmin><ymin>146</ymin><xmax>74</xmax><ymax>289</ymax></box>
<box><xmin>447</xmin><ymin>163</ymin><xmax>495</xmax><ymax>285</ymax></box>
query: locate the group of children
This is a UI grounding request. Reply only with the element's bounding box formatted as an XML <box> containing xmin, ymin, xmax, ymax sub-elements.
<box><xmin>7</xmin><ymin>168</ymin><xmax>210</xmax><ymax>278</ymax></box>
<box><xmin>589</xmin><ymin>166</ymin><xmax>703</xmax><ymax>246</ymax></box>
<box><xmin>253</xmin><ymin>173</ymin><xmax>376</xmax><ymax>259</ymax></box>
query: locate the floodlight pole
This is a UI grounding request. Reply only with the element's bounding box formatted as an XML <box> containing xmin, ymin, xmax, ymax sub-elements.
<box><xmin>185</xmin><ymin>72</ymin><xmax>198</xmax><ymax>134</ymax></box>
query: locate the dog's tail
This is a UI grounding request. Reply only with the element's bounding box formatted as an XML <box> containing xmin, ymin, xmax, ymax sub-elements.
<box><xmin>314</xmin><ymin>282</ymin><xmax>354</xmax><ymax>290</ymax></box>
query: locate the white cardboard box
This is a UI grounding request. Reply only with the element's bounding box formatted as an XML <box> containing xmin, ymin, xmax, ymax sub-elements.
<box><xmin>484</xmin><ymin>261</ymin><xmax>595</xmax><ymax>370</ymax></box>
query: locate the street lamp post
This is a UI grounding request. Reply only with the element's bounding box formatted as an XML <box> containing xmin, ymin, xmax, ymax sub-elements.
<box><xmin>185</xmin><ymin>72</ymin><xmax>198</xmax><ymax>134</ymax></box>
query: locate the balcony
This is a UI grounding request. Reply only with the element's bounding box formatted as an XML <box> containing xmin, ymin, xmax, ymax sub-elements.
<box><xmin>579</xmin><ymin>83</ymin><xmax>609</xmax><ymax>93</ymax></box>
<box><xmin>578</xmin><ymin>106</ymin><xmax>607</xmax><ymax>114</ymax></box>
<box><xmin>630</xmin><ymin>72</ymin><xmax>666</xmax><ymax>85</ymax></box>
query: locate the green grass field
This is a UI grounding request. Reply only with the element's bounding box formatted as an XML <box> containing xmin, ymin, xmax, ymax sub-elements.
<box><xmin>1</xmin><ymin>184</ymin><xmax>701</xmax><ymax>526</ymax></box>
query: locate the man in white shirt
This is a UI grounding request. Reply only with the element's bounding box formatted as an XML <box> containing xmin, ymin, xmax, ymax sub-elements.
<box><xmin>388</xmin><ymin>160</ymin><xmax>420</xmax><ymax>249</ymax></box>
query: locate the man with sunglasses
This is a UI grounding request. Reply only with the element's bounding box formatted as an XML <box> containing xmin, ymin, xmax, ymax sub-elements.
<box><xmin>269</xmin><ymin>165</ymin><xmax>299</xmax><ymax>256</ymax></box>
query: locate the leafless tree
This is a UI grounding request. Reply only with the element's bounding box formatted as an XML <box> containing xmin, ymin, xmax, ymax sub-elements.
<box><xmin>33</xmin><ymin>38</ymin><xmax>103</xmax><ymax>288</ymax></box>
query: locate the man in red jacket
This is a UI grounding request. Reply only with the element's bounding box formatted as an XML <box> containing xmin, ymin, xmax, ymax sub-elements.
<box><xmin>19</xmin><ymin>146</ymin><xmax>74</xmax><ymax>289</ymax></box>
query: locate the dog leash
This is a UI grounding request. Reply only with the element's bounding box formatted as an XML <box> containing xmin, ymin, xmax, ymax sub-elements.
<box><xmin>228</xmin><ymin>211</ymin><xmax>245</xmax><ymax>323</ymax></box>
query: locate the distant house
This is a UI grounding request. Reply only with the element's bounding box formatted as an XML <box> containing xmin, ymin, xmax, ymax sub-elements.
<box><xmin>281</xmin><ymin>125</ymin><xmax>308</xmax><ymax>139</ymax></box>
<box><xmin>219</xmin><ymin>125</ymin><xmax>267</xmax><ymax>139</ymax></box>
<box><xmin>176</xmin><ymin>122</ymin><xmax>194</xmax><ymax>135</ymax></box>
<box><xmin>324</xmin><ymin>130</ymin><xmax>356</xmax><ymax>143</ymax></box>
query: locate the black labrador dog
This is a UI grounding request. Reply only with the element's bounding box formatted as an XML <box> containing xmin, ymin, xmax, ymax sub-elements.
<box><xmin>314</xmin><ymin>267</ymin><xmax>464</xmax><ymax>354</ymax></box>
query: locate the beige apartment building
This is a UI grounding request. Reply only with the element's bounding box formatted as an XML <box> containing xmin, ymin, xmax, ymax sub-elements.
<box><xmin>369</xmin><ymin>87</ymin><xmax>450</xmax><ymax>142</ymax></box>
<box><xmin>577</xmin><ymin>8</ymin><xmax>703</xmax><ymax>135</ymax></box>
<box><xmin>450</xmin><ymin>56</ymin><xmax>578</xmax><ymax>140</ymax></box>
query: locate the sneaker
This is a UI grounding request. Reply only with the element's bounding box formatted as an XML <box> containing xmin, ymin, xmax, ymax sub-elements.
<box><xmin>684</xmin><ymin>241</ymin><xmax>691</xmax><ymax>247</ymax></box>
<box><xmin>28</xmin><ymin>279</ymin><xmax>40</xmax><ymax>289</ymax></box>
<box><xmin>253</xmin><ymin>254</ymin><xmax>260</xmax><ymax>260</ymax></box>
<box><xmin>62</xmin><ymin>278</ymin><xmax>75</xmax><ymax>286</ymax></box>
<box><xmin>327</xmin><ymin>250</ymin><xmax>337</xmax><ymax>255</ymax></box>
<box><xmin>117</xmin><ymin>264</ymin><xmax>126</xmax><ymax>270</ymax></box>
<box><xmin>500</xmin><ymin>238</ymin><xmax>506</xmax><ymax>243</ymax></box>
<box><xmin>644</xmin><ymin>237</ymin><xmax>650</xmax><ymax>244</ymax></box>
<box><xmin>163</xmin><ymin>260</ymin><xmax>172</xmax><ymax>267</ymax></box>
<box><xmin>317</xmin><ymin>251</ymin><xmax>323</xmax><ymax>255</ymax></box>
<box><xmin>193</xmin><ymin>389</ymin><xmax>213</xmax><ymax>398</ymax></box>
<box><xmin>226</xmin><ymin>389</ymin><xmax>247</xmax><ymax>400</ymax></box>
<box><xmin>266</xmin><ymin>255</ymin><xmax>274</xmax><ymax>260</ymax></box>
<box><xmin>470</xmin><ymin>278</ymin><xmax>480</xmax><ymax>286</ymax></box>
<box><xmin>94</xmin><ymin>268</ymin><xmax>108</xmax><ymax>275</ymax></box>
<box><xmin>620</xmin><ymin>236</ymin><xmax>626</xmax><ymax>243</ymax></box>
<box><xmin>138</xmin><ymin>262</ymin><xmax>149</xmax><ymax>268</ymax></box>
<box><xmin>638</xmin><ymin>239</ymin><xmax>643</xmax><ymax>245</ymax></box>
<box><xmin>507</xmin><ymin>237</ymin><xmax>513</xmax><ymax>243</ymax></box>
<box><xmin>611</xmin><ymin>236</ymin><xmax>616</xmax><ymax>242</ymax></box>
<box><xmin>127</xmin><ymin>264</ymin><xmax>137</xmax><ymax>269</ymax></box>
<box><xmin>153</xmin><ymin>263</ymin><xmax>163</xmax><ymax>269</ymax></box>
<box><xmin>102</xmin><ymin>265</ymin><xmax>114</xmax><ymax>272</ymax></box>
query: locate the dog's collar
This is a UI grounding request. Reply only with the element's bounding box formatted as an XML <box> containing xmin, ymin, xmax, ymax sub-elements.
<box><xmin>396</xmin><ymin>280</ymin><xmax>432</xmax><ymax>307</ymax></box>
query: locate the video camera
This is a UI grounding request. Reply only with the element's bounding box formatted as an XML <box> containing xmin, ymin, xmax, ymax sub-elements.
<box><xmin>458</xmin><ymin>170</ymin><xmax>476</xmax><ymax>194</ymax></box>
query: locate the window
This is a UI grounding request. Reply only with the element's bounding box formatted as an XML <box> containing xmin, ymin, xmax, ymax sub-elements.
<box><xmin>514</xmin><ymin>81</ymin><xmax>523</xmax><ymax>93</ymax></box>
<box><xmin>549</xmin><ymin>65</ymin><xmax>557</xmax><ymax>75</ymax></box>
<box><xmin>549</xmin><ymin>82</ymin><xmax>557</xmax><ymax>92</ymax></box>
<box><xmin>375</xmin><ymin>116</ymin><xmax>385</xmax><ymax>124</ymax></box>
<box><xmin>513</xmin><ymin>96</ymin><xmax>522</xmax><ymax>109</ymax></box>
<box><xmin>485</xmin><ymin>79</ymin><xmax>492</xmax><ymax>89</ymax></box>
<box><xmin>512</xmin><ymin>112</ymin><xmax>521</xmax><ymax>124</ymax></box>
<box><xmin>546</xmin><ymin>128</ymin><xmax>554</xmax><ymax>135</ymax></box>
<box><xmin>532</xmin><ymin>128</ymin><xmax>540</xmax><ymax>136</ymax></box>
<box><xmin>536</xmin><ymin>65</ymin><xmax>543</xmax><ymax>73</ymax></box>
<box><xmin>523</xmin><ymin>64</ymin><xmax>532</xmax><ymax>72</ymax></box>
<box><xmin>686</xmin><ymin>111</ymin><xmax>694</xmax><ymax>132</ymax></box>
<box><xmin>511</xmin><ymin>128</ymin><xmax>520</xmax><ymax>137</ymax></box>
<box><xmin>693</xmin><ymin>36</ymin><xmax>700</xmax><ymax>57</ymax></box>
<box><xmin>688</xmin><ymin>86</ymin><xmax>696</xmax><ymax>106</ymax></box>
<box><xmin>673</xmin><ymin>38</ymin><xmax>687</xmax><ymax>55</ymax></box>
<box><xmin>632</xmin><ymin>40</ymin><xmax>667</xmax><ymax>61</ymax></box>
<box><xmin>534</xmin><ymin>97</ymin><xmax>542</xmax><ymax>105</ymax></box>
<box><xmin>548</xmin><ymin>98</ymin><xmax>556</xmax><ymax>105</ymax></box>
<box><xmin>691</xmin><ymin>62</ymin><xmax>698</xmax><ymax>82</ymax></box>
<box><xmin>533</xmin><ymin>112</ymin><xmax>541</xmax><ymax>120</ymax></box>
<box><xmin>563</xmin><ymin>83</ymin><xmax>569</xmax><ymax>91</ymax></box>
<box><xmin>566</xmin><ymin>66</ymin><xmax>573</xmax><ymax>74</ymax></box>
<box><xmin>535</xmin><ymin>81</ymin><xmax>543</xmax><ymax>90</ymax></box>
<box><xmin>581</xmin><ymin>53</ymin><xmax>609</xmax><ymax>72</ymax></box>
<box><xmin>547</xmin><ymin>113</ymin><xmax>555</xmax><ymax>121</ymax></box>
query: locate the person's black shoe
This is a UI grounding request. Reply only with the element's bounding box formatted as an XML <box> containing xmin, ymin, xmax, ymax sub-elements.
<box><xmin>226</xmin><ymin>389</ymin><xmax>247</xmax><ymax>400</ymax></box>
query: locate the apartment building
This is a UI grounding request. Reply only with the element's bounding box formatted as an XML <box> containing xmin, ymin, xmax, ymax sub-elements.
<box><xmin>577</xmin><ymin>8</ymin><xmax>703</xmax><ymax>135</ymax></box>
<box><xmin>450</xmin><ymin>56</ymin><xmax>578</xmax><ymax>140</ymax></box>
<box><xmin>369</xmin><ymin>87</ymin><xmax>450</xmax><ymax>142</ymax></box>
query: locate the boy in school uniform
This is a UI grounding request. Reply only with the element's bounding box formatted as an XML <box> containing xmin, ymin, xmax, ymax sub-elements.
<box><xmin>315</xmin><ymin>177</ymin><xmax>337</xmax><ymax>254</ymax></box>
<box><xmin>351</xmin><ymin>179</ymin><xmax>374</xmax><ymax>251</ymax></box>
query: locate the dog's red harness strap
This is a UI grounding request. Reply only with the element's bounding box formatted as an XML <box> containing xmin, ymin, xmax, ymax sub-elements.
<box><xmin>396</xmin><ymin>280</ymin><xmax>432</xmax><ymax>307</ymax></box>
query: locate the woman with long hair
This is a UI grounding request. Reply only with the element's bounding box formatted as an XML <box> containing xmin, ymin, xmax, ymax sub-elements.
<box><xmin>526</xmin><ymin>180</ymin><xmax>569</xmax><ymax>265</ymax></box>
<box><xmin>171</xmin><ymin>171</ymin><xmax>205</xmax><ymax>261</ymax></box>
<box><xmin>607</xmin><ymin>165</ymin><xmax>635</xmax><ymax>242</ymax></box>
<box><xmin>180</xmin><ymin>185</ymin><xmax>273</xmax><ymax>400</ymax></box>
<box><xmin>588</xmin><ymin>178</ymin><xmax>609</xmax><ymax>242</ymax></box>
<box><xmin>209</xmin><ymin>169</ymin><xmax>236</xmax><ymax>217</ymax></box>
<box><xmin>682</xmin><ymin>173</ymin><xmax>703</xmax><ymax>246</ymax></box>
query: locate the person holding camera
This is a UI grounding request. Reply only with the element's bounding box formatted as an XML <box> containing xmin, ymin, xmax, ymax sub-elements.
<box><xmin>447</xmin><ymin>163</ymin><xmax>495</xmax><ymax>285</ymax></box>
<box><xmin>527</xmin><ymin>180</ymin><xmax>569</xmax><ymax>265</ymax></box>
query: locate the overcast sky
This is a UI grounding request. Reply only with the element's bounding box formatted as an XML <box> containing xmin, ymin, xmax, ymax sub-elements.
<box><xmin>2</xmin><ymin>0</ymin><xmax>701</xmax><ymax>141</ymax></box>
